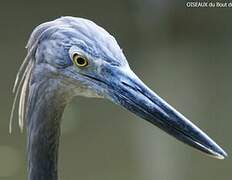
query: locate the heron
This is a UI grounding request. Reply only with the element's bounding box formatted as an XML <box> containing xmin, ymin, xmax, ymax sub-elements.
<box><xmin>10</xmin><ymin>16</ymin><xmax>227</xmax><ymax>180</ymax></box>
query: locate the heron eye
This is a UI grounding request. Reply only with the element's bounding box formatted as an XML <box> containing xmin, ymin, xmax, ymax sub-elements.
<box><xmin>72</xmin><ymin>53</ymin><xmax>88</xmax><ymax>67</ymax></box>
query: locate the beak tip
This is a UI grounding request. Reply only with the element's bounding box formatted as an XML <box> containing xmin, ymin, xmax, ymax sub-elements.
<box><xmin>218</xmin><ymin>150</ymin><xmax>228</xmax><ymax>160</ymax></box>
<box><xmin>214</xmin><ymin>153</ymin><xmax>227</xmax><ymax>160</ymax></box>
<box><xmin>211</xmin><ymin>147</ymin><xmax>228</xmax><ymax>160</ymax></box>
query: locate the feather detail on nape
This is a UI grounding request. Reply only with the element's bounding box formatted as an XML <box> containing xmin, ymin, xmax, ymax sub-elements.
<box><xmin>9</xmin><ymin>20</ymin><xmax>55</xmax><ymax>133</ymax></box>
<box><xmin>9</xmin><ymin>49</ymin><xmax>35</xmax><ymax>133</ymax></box>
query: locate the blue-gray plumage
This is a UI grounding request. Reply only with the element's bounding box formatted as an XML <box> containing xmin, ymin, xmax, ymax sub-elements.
<box><xmin>11</xmin><ymin>16</ymin><xmax>227</xmax><ymax>180</ymax></box>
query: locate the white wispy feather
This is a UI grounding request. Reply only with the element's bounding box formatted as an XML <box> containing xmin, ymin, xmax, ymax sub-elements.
<box><xmin>9</xmin><ymin>50</ymin><xmax>35</xmax><ymax>133</ymax></box>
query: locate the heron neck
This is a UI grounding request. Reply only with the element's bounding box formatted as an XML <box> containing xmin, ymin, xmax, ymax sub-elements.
<box><xmin>26</xmin><ymin>81</ymin><xmax>68</xmax><ymax>180</ymax></box>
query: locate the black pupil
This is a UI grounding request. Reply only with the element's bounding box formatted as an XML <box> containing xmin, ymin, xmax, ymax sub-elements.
<box><xmin>76</xmin><ymin>57</ymin><xmax>86</xmax><ymax>65</ymax></box>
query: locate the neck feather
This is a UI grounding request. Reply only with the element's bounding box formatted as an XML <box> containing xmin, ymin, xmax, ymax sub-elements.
<box><xmin>26</xmin><ymin>80</ymin><xmax>69</xmax><ymax>180</ymax></box>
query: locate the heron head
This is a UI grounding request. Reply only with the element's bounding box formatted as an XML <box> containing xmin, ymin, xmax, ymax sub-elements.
<box><xmin>25</xmin><ymin>16</ymin><xmax>226</xmax><ymax>159</ymax></box>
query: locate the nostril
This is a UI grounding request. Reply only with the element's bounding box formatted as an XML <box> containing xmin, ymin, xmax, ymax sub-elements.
<box><xmin>121</xmin><ymin>81</ymin><xmax>142</xmax><ymax>93</ymax></box>
<box><xmin>121</xmin><ymin>81</ymin><xmax>133</xmax><ymax>89</ymax></box>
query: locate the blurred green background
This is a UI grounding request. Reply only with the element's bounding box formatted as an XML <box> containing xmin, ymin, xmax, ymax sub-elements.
<box><xmin>0</xmin><ymin>0</ymin><xmax>231</xmax><ymax>179</ymax></box>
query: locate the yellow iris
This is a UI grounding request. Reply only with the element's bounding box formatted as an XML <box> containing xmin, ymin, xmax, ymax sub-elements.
<box><xmin>72</xmin><ymin>53</ymin><xmax>88</xmax><ymax>67</ymax></box>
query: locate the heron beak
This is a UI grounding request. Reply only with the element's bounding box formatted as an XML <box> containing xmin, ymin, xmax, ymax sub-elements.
<box><xmin>107</xmin><ymin>68</ymin><xmax>227</xmax><ymax>159</ymax></box>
